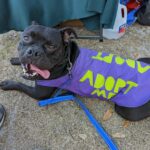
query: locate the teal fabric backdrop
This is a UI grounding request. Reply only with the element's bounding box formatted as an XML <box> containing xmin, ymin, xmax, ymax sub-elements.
<box><xmin>0</xmin><ymin>0</ymin><xmax>118</xmax><ymax>33</ymax></box>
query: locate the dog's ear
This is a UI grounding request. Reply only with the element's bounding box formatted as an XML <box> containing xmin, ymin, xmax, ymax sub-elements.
<box><xmin>31</xmin><ymin>21</ymin><xmax>39</xmax><ymax>25</ymax></box>
<box><xmin>59</xmin><ymin>27</ymin><xmax>77</xmax><ymax>43</ymax></box>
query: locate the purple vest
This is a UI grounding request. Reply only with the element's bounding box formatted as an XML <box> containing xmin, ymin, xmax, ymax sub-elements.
<box><xmin>37</xmin><ymin>48</ymin><xmax>150</xmax><ymax>107</ymax></box>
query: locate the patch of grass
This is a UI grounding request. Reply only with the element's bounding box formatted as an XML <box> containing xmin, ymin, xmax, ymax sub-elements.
<box><xmin>0</xmin><ymin>31</ymin><xmax>19</xmax><ymax>59</ymax></box>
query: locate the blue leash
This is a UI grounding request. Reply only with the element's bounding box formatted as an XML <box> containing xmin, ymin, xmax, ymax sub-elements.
<box><xmin>38</xmin><ymin>93</ymin><xmax>119</xmax><ymax>150</ymax></box>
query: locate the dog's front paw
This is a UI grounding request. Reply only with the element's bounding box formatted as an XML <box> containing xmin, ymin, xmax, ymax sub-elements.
<box><xmin>0</xmin><ymin>80</ymin><xmax>18</xmax><ymax>90</ymax></box>
<box><xmin>10</xmin><ymin>57</ymin><xmax>21</xmax><ymax>65</ymax></box>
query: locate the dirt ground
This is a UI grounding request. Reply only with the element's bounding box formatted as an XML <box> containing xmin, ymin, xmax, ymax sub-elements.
<box><xmin>0</xmin><ymin>24</ymin><xmax>150</xmax><ymax>150</ymax></box>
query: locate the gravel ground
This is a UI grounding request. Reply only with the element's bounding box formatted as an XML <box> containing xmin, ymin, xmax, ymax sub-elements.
<box><xmin>0</xmin><ymin>23</ymin><xmax>150</xmax><ymax>150</ymax></box>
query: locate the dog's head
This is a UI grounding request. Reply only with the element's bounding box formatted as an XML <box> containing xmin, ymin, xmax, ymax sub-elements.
<box><xmin>18</xmin><ymin>24</ymin><xmax>77</xmax><ymax>80</ymax></box>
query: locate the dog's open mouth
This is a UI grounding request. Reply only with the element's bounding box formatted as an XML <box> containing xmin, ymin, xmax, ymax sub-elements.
<box><xmin>21</xmin><ymin>64</ymin><xmax>50</xmax><ymax>79</ymax></box>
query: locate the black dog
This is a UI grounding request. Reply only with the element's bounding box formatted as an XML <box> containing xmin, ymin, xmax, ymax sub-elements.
<box><xmin>0</xmin><ymin>25</ymin><xmax>79</xmax><ymax>99</ymax></box>
<box><xmin>0</xmin><ymin>24</ymin><xmax>150</xmax><ymax>121</ymax></box>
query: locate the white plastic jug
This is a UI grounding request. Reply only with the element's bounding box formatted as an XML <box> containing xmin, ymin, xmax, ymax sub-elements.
<box><xmin>103</xmin><ymin>3</ymin><xmax>127</xmax><ymax>39</ymax></box>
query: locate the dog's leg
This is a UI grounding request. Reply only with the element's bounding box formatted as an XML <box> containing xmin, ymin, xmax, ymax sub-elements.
<box><xmin>0</xmin><ymin>80</ymin><xmax>56</xmax><ymax>100</ymax></box>
<box><xmin>115</xmin><ymin>101</ymin><xmax>150</xmax><ymax>121</ymax></box>
<box><xmin>115</xmin><ymin>57</ymin><xmax>150</xmax><ymax>121</ymax></box>
<box><xmin>10</xmin><ymin>57</ymin><xmax>21</xmax><ymax>65</ymax></box>
<box><xmin>137</xmin><ymin>57</ymin><xmax>150</xmax><ymax>64</ymax></box>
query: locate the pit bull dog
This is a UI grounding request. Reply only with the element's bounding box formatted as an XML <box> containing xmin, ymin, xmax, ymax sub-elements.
<box><xmin>0</xmin><ymin>24</ymin><xmax>150</xmax><ymax>121</ymax></box>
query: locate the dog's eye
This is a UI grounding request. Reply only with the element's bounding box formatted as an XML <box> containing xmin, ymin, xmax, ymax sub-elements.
<box><xmin>45</xmin><ymin>44</ymin><xmax>55</xmax><ymax>49</ymax></box>
<box><xmin>23</xmin><ymin>36</ymin><xmax>31</xmax><ymax>43</ymax></box>
<box><xmin>23</xmin><ymin>36</ymin><xmax>29</xmax><ymax>41</ymax></box>
<box><xmin>44</xmin><ymin>44</ymin><xmax>56</xmax><ymax>53</ymax></box>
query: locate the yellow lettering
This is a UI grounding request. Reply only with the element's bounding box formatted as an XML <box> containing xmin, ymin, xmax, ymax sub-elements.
<box><xmin>94</xmin><ymin>74</ymin><xmax>105</xmax><ymax>89</ymax></box>
<box><xmin>126</xmin><ymin>59</ymin><xmax>135</xmax><ymax>68</ymax></box>
<box><xmin>115</xmin><ymin>56</ymin><xmax>125</xmax><ymax>65</ymax></box>
<box><xmin>124</xmin><ymin>81</ymin><xmax>138</xmax><ymax>94</ymax></box>
<box><xmin>92</xmin><ymin>52</ymin><xmax>113</xmax><ymax>64</ymax></box>
<box><xmin>92</xmin><ymin>52</ymin><xmax>103</xmax><ymax>60</ymax></box>
<box><xmin>114</xmin><ymin>78</ymin><xmax>126</xmax><ymax>93</ymax></box>
<box><xmin>91</xmin><ymin>89</ymin><xmax>106</xmax><ymax>98</ymax></box>
<box><xmin>107</xmin><ymin>92</ymin><xmax>116</xmax><ymax>99</ymax></box>
<box><xmin>80</xmin><ymin>70</ymin><xmax>94</xmax><ymax>86</ymax></box>
<box><xmin>137</xmin><ymin>61</ymin><xmax>150</xmax><ymax>73</ymax></box>
<box><xmin>105</xmin><ymin>76</ymin><xmax>115</xmax><ymax>91</ymax></box>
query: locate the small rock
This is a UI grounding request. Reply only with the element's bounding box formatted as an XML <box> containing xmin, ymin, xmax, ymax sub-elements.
<box><xmin>112</xmin><ymin>132</ymin><xmax>126</xmax><ymax>138</ymax></box>
<box><xmin>78</xmin><ymin>134</ymin><xmax>87</xmax><ymax>140</ymax></box>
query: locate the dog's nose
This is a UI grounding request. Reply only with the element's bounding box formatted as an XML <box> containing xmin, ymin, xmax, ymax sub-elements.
<box><xmin>26</xmin><ymin>49</ymin><xmax>40</xmax><ymax>57</ymax></box>
<box><xmin>27</xmin><ymin>49</ymin><xmax>33</xmax><ymax>56</ymax></box>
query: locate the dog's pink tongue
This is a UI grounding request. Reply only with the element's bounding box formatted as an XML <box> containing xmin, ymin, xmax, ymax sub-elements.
<box><xmin>30</xmin><ymin>64</ymin><xmax>50</xmax><ymax>79</ymax></box>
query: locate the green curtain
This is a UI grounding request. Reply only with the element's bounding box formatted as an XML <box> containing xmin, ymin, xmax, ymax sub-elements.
<box><xmin>0</xmin><ymin>0</ymin><xmax>118</xmax><ymax>33</ymax></box>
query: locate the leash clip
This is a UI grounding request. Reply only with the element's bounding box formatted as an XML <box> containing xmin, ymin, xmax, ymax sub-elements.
<box><xmin>67</xmin><ymin>61</ymin><xmax>73</xmax><ymax>78</ymax></box>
